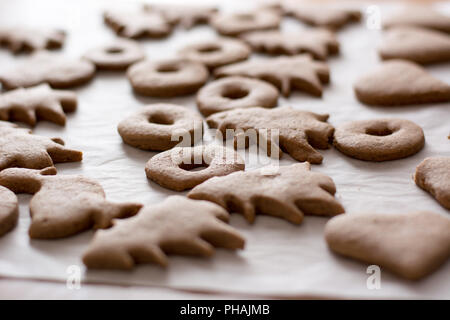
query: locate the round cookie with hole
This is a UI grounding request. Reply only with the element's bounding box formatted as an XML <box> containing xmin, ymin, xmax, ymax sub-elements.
<box><xmin>145</xmin><ymin>145</ymin><xmax>245</xmax><ymax>191</ymax></box>
<box><xmin>196</xmin><ymin>77</ymin><xmax>279</xmax><ymax>117</ymax></box>
<box><xmin>333</xmin><ymin>118</ymin><xmax>425</xmax><ymax>161</ymax></box>
<box><xmin>84</xmin><ymin>40</ymin><xmax>145</xmax><ymax>70</ymax></box>
<box><xmin>117</xmin><ymin>104</ymin><xmax>204</xmax><ymax>151</ymax></box>
<box><xmin>127</xmin><ymin>58</ymin><xmax>209</xmax><ymax>97</ymax></box>
<box><xmin>178</xmin><ymin>38</ymin><xmax>251</xmax><ymax>70</ymax></box>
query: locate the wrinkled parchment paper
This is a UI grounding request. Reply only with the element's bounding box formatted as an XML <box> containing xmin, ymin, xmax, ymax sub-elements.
<box><xmin>0</xmin><ymin>0</ymin><xmax>449</xmax><ymax>299</ymax></box>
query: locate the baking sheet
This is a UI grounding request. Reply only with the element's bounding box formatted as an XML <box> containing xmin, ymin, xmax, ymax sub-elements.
<box><xmin>0</xmin><ymin>0</ymin><xmax>449</xmax><ymax>299</ymax></box>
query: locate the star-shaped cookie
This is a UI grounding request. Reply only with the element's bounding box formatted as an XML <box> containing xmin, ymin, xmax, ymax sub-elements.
<box><xmin>241</xmin><ymin>29</ymin><xmax>339</xmax><ymax>60</ymax></box>
<box><xmin>207</xmin><ymin>106</ymin><xmax>334</xmax><ymax>164</ymax></box>
<box><xmin>214</xmin><ymin>54</ymin><xmax>329</xmax><ymax>97</ymax></box>
<box><xmin>0</xmin><ymin>52</ymin><xmax>95</xmax><ymax>90</ymax></box>
<box><xmin>104</xmin><ymin>9</ymin><xmax>172</xmax><ymax>39</ymax></box>
<box><xmin>0</xmin><ymin>167</ymin><xmax>142</xmax><ymax>239</ymax></box>
<box><xmin>0</xmin><ymin>121</ymin><xmax>82</xmax><ymax>171</ymax></box>
<box><xmin>0</xmin><ymin>84</ymin><xmax>77</xmax><ymax>126</ymax></box>
<box><xmin>188</xmin><ymin>162</ymin><xmax>344</xmax><ymax>224</ymax></box>
<box><xmin>0</xmin><ymin>27</ymin><xmax>65</xmax><ymax>54</ymax></box>
<box><xmin>83</xmin><ymin>196</ymin><xmax>245</xmax><ymax>269</ymax></box>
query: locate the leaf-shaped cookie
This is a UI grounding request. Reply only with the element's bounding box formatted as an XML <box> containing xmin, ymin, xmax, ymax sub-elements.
<box><xmin>354</xmin><ymin>60</ymin><xmax>450</xmax><ymax>105</ymax></box>
<box><xmin>383</xmin><ymin>6</ymin><xmax>450</xmax><ymax>34</ymax></box>
<box><xmin>0</xmin><ymin>121</ymin><xmax>82</xmax><ymax>171</ymax></box>
<box><xmin>214</xmin><ymin>54</ymin><xmax>329</xmax><ymax>97</ymax></box>
<box><xmin>283</xmin><ymin>2</ymin><xmax>361</xmax><ymax>30</ymax></box>
<box><xmin>206</xmin><ymin>106</ymin><xmax>334</xmax><ymax>164</ymax></box>
<box><xmin>240</xmin><ymin>29</ymin><xmax>339</xmax><ymax>60</ymax></box>
<box><xmin>414</xmin><ymin>157</ymin><xmax>450</xmax><ymax>210</ymax></box>
<box><xmin>0</xmin><ymin>52</ymin><xmax>95</xmax><ymax>90</ymax></box>
<box><xmin>144</xmin><ymin>4</ymin><xmax>218</xmax><ymax>29</ymax></box>
<box><xmin>188</xmin><ymin>162</ymin><xmax>344</xmax><ymax>224</ymax></box>
<box><xmin>378</xmin><ymin>27</ymin><xmax>450</xmax><ymax>65</ymax></box>
<box><xmin>0</xmin><ymin>167</ymin><xmax>142</xmax><ymax>239</ymax></box>
<box><xmin>0</xmin><ymin>186</ymin><xmax>18</xmax><ymax>237</ymax></box>
<box><xmin>104</xmin><ymin>9</ymin><xmax>172</xmax><ymax>39</ymax></box>
<box><xmin>0</xmin><ymin>84</ymin><xmax>77</xmax><ymax>126</ymax></box>
<box><xmin>325</xmin><ymin>211</ymin><xmax>450</xmax><ymax>280</ymax></box>
<box><xmin>83</xmin><ymin>196</ymin><xmax>245</xmax><ymax>269</ymax></box>
<box><xmin>0</xmin><ymin>27</ymin><xmax>65</xmax><ymax>54</ymax></box>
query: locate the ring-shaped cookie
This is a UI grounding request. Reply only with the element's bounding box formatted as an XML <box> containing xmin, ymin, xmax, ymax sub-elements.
<box><xmin>118</xmin><ymin>104</ymin><xmax>203</xmax><ymax>151</ymax></box>
<box><xmin>178</xmin><ymin>38</ymin><xmax>251</xmax><ymax>69</ymax></box>
<box><xmin>127</xmin><ymin>58</ymin><xmax>209</xmax><ymax>97</ymax></box>
<box><xmin>0</xmin><ymin>186</ymin><xmax>18</xmax><ymax>237</ymax></box>
<box><xmin>333</xmin><ymin>118</ymin><xmax>425</xmax><ymax>161</ymax></box>
<box><xmin>145</xmin><ymin>145</ymin><xmax>245</xmax><ymax>191</ymax></box>
<box><xmin>84</xmin><ymin>40</ymin><xmax>145</xmax><ymax>70</ymax></box>
<box><xmin>196</xmin><ymin>76</ymin><xmax>279</xmax><ymax>116</ymax></box>
<box><xmin>211</xmin><ymin>10</ymin><xmax>281</xmax><ymax>36</ymax></box>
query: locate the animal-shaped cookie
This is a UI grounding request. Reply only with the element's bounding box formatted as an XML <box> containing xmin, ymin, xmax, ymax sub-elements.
<box><xmin>83</xmin><ymin>196</ymin><xmax>245</xmax><ymax>269</ymax></box>
<box><xmin>283</xmin><ymin>3</ymin><xmax>361</xmax><ymax>30</ymax></box>
<box><xmin>0</xmin><ymin>186</ymin><xmax>18</xmax><ymax>237</ymax></box>
<box><xmin>188</xmin><ymin>162</ymin><xmax>344</xmax><ymax>224</ymax></box>
<box><xmin>0</xmin><ymin>167</ymin><xmax>142</xmax><ymax>239</ymax></box>
<box><xmin>241</xmin><ymin>29</ymin><xmax>339</xmax><ymax>60</ymax></box>
<box><xmin>0</xmin><ymin>121</ymin><xmax>82</xmax><ymax>171</ymax></box>
<box><xmin>144</xmin><ymin>4</ymin><xmax>218</xmax><ymax>29</ymax></box>
<box><xmin>214</xmin><ymin>54</ymin><xmax>329</xmax><ymax>97</ymax></box>
<box><xmin>354</xmin><ymin>60</ymin><xmax>450</xmax><ymax>105</ymax></box>
<box><xmin>414</xmin><ymin>157</ymin><xmax>450</xmax><ymax>210</ymax></box>
<box><xmin>0</xmin><ymin>84</ymin><xmax>77</xmax><ymax>126</ymax></box>
<box><xmin>379</xmin><ymin>27</ymin><xmax>450</xmax><ymax>65</ymax></box>
<box><xmin>383</xmin><ymin>6</ymin><xmax>450</xmax><ymax>34</ymax></box>
<box><xmin>0</xmin><ymin>52</ymin><xmax>95</xmax><ymax>90</ymax></box>
<box><xmin>104</xmin><ymin>9</ymin><xmax>172</xmax><ymax>39</ymax></box>
<box><xmin>325</xmin><ymin>211</ymin><xmax>450</xmax><ymax>280</ymax></box>
<box><xmin>206</xmin><ymin>106</ymin><xmax>334</xmax><ymax>164</ymax></box>
<box><xmin>0</xmin><ymin>27</ymin><xmax>65</xmax><ymax>54</ymax></box>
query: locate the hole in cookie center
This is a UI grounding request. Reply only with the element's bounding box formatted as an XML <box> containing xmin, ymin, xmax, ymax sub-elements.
<box><xmin>157</xmin><ymin>65</ymin><xmax>179</xmax><ymax>73</ymax></box>
<box><xmin>106</xmin><ymin>47</ymin><xmax>123</xmax><ymax>54</ymax></box>
<box><xmin>235</xmin><ymin>13</ymin><xmax>255</xmax><ymax>21</ymax></box>
<box><xmin>365</xmin><ymin>127</ymin><xmax>393</xmax><ymax>136</ymax></box>
<box><xmin>197</xmin><ymin>45</ymin><xmax>221</xmax><ymax>53</ymax></box>
<box><xmin>179</xmin><ymin>163</ymin><xmax>209</xmax><ymax>172</ymax></box>
<box><xmin>222</xmin><ymin>87</ymin><xmax>249</xmax><ymax>100</ymax></box>
<box><xmin>148</xmin><ymin>114</ymin><xmax>174</xmax><ymax>125</ymax></box>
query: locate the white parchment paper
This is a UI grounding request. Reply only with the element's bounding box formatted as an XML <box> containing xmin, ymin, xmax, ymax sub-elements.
<box><xmin>0</xmin><ymin>0</ymin><xmax>449</xmax><ymax>299</ymax></box>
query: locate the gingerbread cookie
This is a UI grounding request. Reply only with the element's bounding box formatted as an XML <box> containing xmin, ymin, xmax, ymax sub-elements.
<box><xmin>144</xmin><ymin>4</ymin><xmax>218</xmax><ymax>29</ymax></box>
<box><xmin>0</xmin><ymin>27</ymin><xmax>65</xmax><ymax>54</ymax></box>
<box><xmin>354</xmin><ymin>60</ymin><xmax>450</xmax><ymax>105</ymax></box>
<box><xmin>379</xmin><ymin>27</ymin><xmax>450</xmax><ymax>65</ymax></box>
<box><xmin>0</xmin><ymin>167</ymin><xmax>142</xmax><ymax>239</ymax></box>
<box><xmin>145</xmin><ymin>145</ymin><xmax>245</xmax><ymax>191</ymax></box>
<box><xmin>118</xmin><ymin>104</ymin><xmax>203</xmax><ymax>151</ymax></box>
<box><xmin>0</xmin><ymin>186</ymin><xmax>18</xmax><ymax>237</ymax></box>
<box><xmin>196</xmin><ymin>77</ymin><xmax>279</xmax><ymax>117</ymax></box>
<box><xmin>0</xmin><ymin>84</ymin><xmax>76</xmax><ymax>126</ymax></box>
<box><xmin>0</xmin><ymin>52</ymin><xmax>95</xmax><ymax>90</ymax></box>
<box><xmin>0</xmin><ymin>121</ymin><xmax>82</xmax><ymax>171</ymax></box>
<box><xmin>211</xmin><ymin>8</ymin><xmax>281</xmax><ymax>37</ymax></box>
<box><xmin>214</xmin><ymin>54</ymin><xmax>329</xmax><ymax>97</ymax></box>
<box><xmin>104</xmin><ymin>9</ymin><xmax>172</xmax><ymax>39</ymax></box>
<box><xmin>84</xmin><ymin>40</ymin><xmax>145</xmax><ymax>70</ymax></box>
<box><xmin>333</xmin><ymin>118</ymin><xmax>425</xmax><ymax>162</ymax></box>
<box><xmin>207</xmin><ymin>106</ymin><xmax>334</xmax><ymax>164</ymax></box>
<box><xmin>283</xmin><ymin>3</ymin><xmax>361</xmax><ymax>30</ymax></box>
<box><xmin>325</xmin><ymin>211</ymin><xmax>450</xmax><ymax>280</ymax></box>
<box><xmin>383</xmin><ymin>7</ymin><xmax>450</xmax><ymax>34</ymax></box>
<box><xmin>414</xmin><ymin>157</ymin><xmax>450</xmax><ymax>210</ymax></box>
<box><xmin>178</xmin><ymin>38</ymin><xmax>251</xmax><ymax>70</ymax></box>
<box><xmin>83</xmin><ymin>196</ymin><xmax>244</xmax><ymax>269</ymax></box>
<box><xmin>188</xmin><ymin>162</ymin><xmax>344</xmax><ymax>224</ymax></box>
<box><xmin>240</xmin><ymin>29</ymin><xmax>339</xmax><ymax>60</ymax></box>
<box><xmin>127</xmin><ymin>58</ymin><xmax>209</xmax><ymax>97</ymax></box>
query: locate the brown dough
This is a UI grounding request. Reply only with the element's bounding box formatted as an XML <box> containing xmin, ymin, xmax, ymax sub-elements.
<box><xmin>0</xmin><ymin>186</ymin><xmax>18</xmax><ymax>237</ymax></box>
<box><xmin>0</xmin><ymin>27</ymin><xmax>65</xmax><ymax>54</ymax></box>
